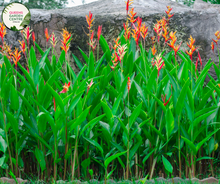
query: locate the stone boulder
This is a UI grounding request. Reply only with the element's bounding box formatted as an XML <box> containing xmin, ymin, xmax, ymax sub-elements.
<box><xmin>0</xmin><ymin>0</ymin><xmax>219</xmax><ymax>79</ymax></box>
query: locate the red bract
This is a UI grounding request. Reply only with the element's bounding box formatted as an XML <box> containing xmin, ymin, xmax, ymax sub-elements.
<box><xmin>97</xmin><ymin>25</ymin><xmax>102</xmax><ymax>41</ymax></box>
<box><xmin>86</xmin><ymin>11</ymin><xmax>94</xmax><ymax>30</ymax></box>
<box><xmin>211</xmin><ymin>42</ymin><xmax>214</xmax><ymax>52</ymax></box>
<box><xmin>128</xmin><ymin>8</ymin><xmax>137</xmax><ymax>23</ymax></box>
<box><xmin>161</xmin><ymin>94</ymin><xmax>172</xmax><ymax>106</ymax></box>
<box><xmin>127</xmin><ymin>77</ymin><xmax>131</xmax><ymax>93</ymax></box>
<box><xmin>123</xmin><ymin>22</ymin><xmax>131</xmax><ymax>41</ymax></box>
<box><xmin>32</xmin><ymin>31</ymin><xmax>35</xmax><ymax>46</ymax></box>
<box><xmin>125</xmin><ymin>0</ymin><xmax>133</xmax><ymax>15</ymax></box>
<box><xmin>12</xmin><ymin>48</ymin><xmax>21</xmax><ymax>68</ymax></box>
<box><xmin>18</xmin><ymin>40</ymin><xmax>26</xmax><ymax>54</ymax></box>
<box><xmin>0</xmin><ymin>22</ymin><xmax>6</xmax><ymax>43</ymax></box>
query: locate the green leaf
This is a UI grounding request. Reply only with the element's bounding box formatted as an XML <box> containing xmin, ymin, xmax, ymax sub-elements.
<box><xmin>10</xmin><ymin>85</ymin><xmax>19</xmax><ymax>111</ymax></box>
<box><xmin>176</xmin><ymin>79</ymin><xmax>189</xmax><ymax>115</ymax></box>
<box><xmin>129</xmin><ymin>103</ymin><xmax>142</xmax><ymax>127</ymax></box>
<box><xmin>46</xmin><ymin>83</ymin><xmax>64</xmax><ymax>113</ymax></box>
<box><xmin>0</xmin><ymin>136</ymin><xmax>7</xmax><ymax>153</ymax></box>
<box><xmin>165</xmin><ymin>108</ymin><xmax>174</xmax><ymax>140</ymax></box>
<box><xmin>181</xmin><ymin>136</ymin><xmax>196</xmax><ymax>154</ymax></box>
<box><xmin>196</xmin><ymin>128</ymin><xmax>220</xmax><ymax>152</ymax></box>
<box><xmin>72</xmin><ymin>53</ymin><xmax>83</xmax><ymax>70</ymax></box>
<box><xmin>80</xmin><ymin>114</ymin><xmax>105</xmax><ymax>137</ymax></box>
<box><xmin>35</xmin><ymin>148</ymin><xmax>46</xmax><ymax>171</ymax></box>
<box><xmin>79</xmin><ymin>47</ymin><xmax>89</xmax><ymax>64</ymax></box>
<box><xmin>162</xmin><ymin>155</ymin><xmax>173</xmax><ymax>173</ymax></box>
<box><xmin>5</xmin><ymin>111</ymin><xmax>18</xmax><ymax>134</ymax></box>
<box><xmin>104</xmin><ymin>150</ymin><xmax>127</xmax><ymax>169</ymax></box>
<box><xmin>99</xmin><ymin>35</ymin><xmax>111</xmax><ymax>61</ymax></box>
<box><xmin>84</xmin><ymin>137</ymin><xmax>104</xmax><ymax>156</ymax></box>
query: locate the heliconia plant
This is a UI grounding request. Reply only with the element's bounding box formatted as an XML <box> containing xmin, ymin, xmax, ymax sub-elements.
<box><xmin>0</xmin><ymin>1</ymin><xmax>220</xmax><ymax>183</ymax></box>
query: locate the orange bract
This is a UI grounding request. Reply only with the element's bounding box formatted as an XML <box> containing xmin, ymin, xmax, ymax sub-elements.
<box><xmin>60</xmin><ymin>28</ymin><xmax>71</xmax><ymax>54</ymax></box>
<box><xmin>141</xmin><ymin>23</ymin><xmax>148</xmax><ymax>40</ymax></box>
<box><xmin>128</xmin><ymin>8</ymin><xmax>137</xmax><ymax>23</ymax></box>
<box><xmin>12</xmin><ymin>48</ymin><xmax>21</xmax><ymax>67</ymax></box>
<box><xmin>86</xmin><ymin>11</ymin><xmax>94</xmax><ymax>30</ymax></box>
<box><xmin>0</xmin><ymin>22</ymin><xmax>6</xmax><ymax>43</ymax></box>
<box><xmin>151</xmin><ymin>45</ymin><xmax>157</xmax><ymax>56</ymax></box>
<box><xmin>125</xmin><ymin>0</ymin><xmax>133</xmax><ymax>15</ymax></box>
<box><xmin>45</xmin><ymin>28</ymin><xmax>51</xmax><ymax>42</ymax></box>
<box><xmin>18</xmin><ymin>40</ymin><xmax>26</xmax><ymax>54</ymax></box>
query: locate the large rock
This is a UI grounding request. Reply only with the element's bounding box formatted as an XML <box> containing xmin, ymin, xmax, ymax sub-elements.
<box><xmin>0</xmin><ymin>0</ymin><xmax>219</xmax><ymax>78</ymax></box>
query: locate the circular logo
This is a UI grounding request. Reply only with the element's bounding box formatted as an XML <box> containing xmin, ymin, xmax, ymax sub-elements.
<box><xmin>2</xmin><ymin>2</ymin><xmax>31</xmax><ymax>31</ymax></box>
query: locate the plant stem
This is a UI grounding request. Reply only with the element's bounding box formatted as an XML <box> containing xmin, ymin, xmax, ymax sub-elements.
<box><xmin>71</xmin><ymin>125</ymin><xmax>79</xmax><ymax>181</ymax></box>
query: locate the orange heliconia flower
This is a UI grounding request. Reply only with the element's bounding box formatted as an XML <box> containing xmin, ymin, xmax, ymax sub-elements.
<box><xmin>60</xmin><ymin>28</ymin><xmax>71</xmax><ymax>54</ymax></box>
<box><xmin>109</xmin><ymin>53</ymin><xmax>119</xmax><ymax>70</ymax></box>
<box><xmin>128</xmin><ymin>8</ymin><xmax>137</xmax><ymax>24</ymax></box>
<box><xmin>45</xmin><ymin>28</ymin><xmax>51</xmax><ymax>43</ymax></box>
<box><xmin>0</xmin><ymin>22</ymin><xmax>6</xmax><ymax>43</ymax></box>
<box><xmin>154</xmin><ymin>22</ymin><xmax>162</xmax><ymax>43</ymax></box>
<box><xmin>152</xmin><ymin>55</ymin><xmax>165</xmax><ymax>77</ymax></box>
<box><xmin>141</xmin><ymin>23</ymin><xmax>148</xmax><ymax>40</ymax></box>
<box><xmin>12</xmin><ymin>48</ymin><xmax>21</xmax><ymax>68</ymax></box>
<box><xmin>88</xmin><ymin>31</ymin><xmax>97</xmax><ymax>52</ymax></box>
<box><xmin>123</xmin><ymin>21</ymin><xmax>131</xmax><ymax>41</ymax></box>
<box><xmin>186</xmin><ymin>35</ymin><xmax>198</xmax><ymax>59</ymax></box>
<box><xmin>97</xmin><ymin>25</ymin><xmax>102</xmax><ymax>41</ymax></box>
<box><xmin>60</xmin><ymin>82</ymin><xmax>71</xmax><ymax>94</ymax></box>
<box><xmin>212</xmin><ymin>30</ymin><xmax>220</xmax><ymax>46</ymax></box>
<box><xmin>18</xmin><ymin>40</ymin><xmax>26</xmax><ymax>54</ymax></box>
<box><xmin>165</xmin><ymin>6</ymin><xmax>174</xmax><ymax>22</ymax></box>
<box><xmin>50</xmin><ymin>32</ymin><xmax>58</xmax><ymax>48</ymax></box>
<box><xmin>151</xmin><ymin>45</ymin><xmax>157</xmax><ymax>56</ymax></box>
<box><xmin>211</xmin><ymin>42</ymin><xmax>214</xmax><ymax>52</ymax></box>
<box><xmin>127</xmin><ymin>77</ymin><xmax>131</xmax><ymax>92</ymax></box>
<box><xmin>125</xmin><ymin>0</ymin><xmax>133</xmax><ymax>15</ymax></box>
<box><xmin>131</xmin><ymin>28</ymin><xmax>140</xmax><ymax>46</ymax></box>
<box><xmin>116</xmin><ymin>44</ymin><xmax>127</xmax><ymax>63</ymax></box>
<box><xmin>22</xmin><ymin>26</ymin><xmax>32</xmax><ymax>48</ymax></box>
<box><xmin>162</xmin><ymin>27</ymin><xmax>170</xmax><ymax>43</ymax></box>
<box><xmin>215</xmin><ymin>31</ymin><xmax>220</xmax><ymax>39</ymax></box>
<box><xmin>168</xmin><ymin>31</ymin><xmax>182</xmax><ymax>58</ymax></box>
<box><xmin>0</xmin><ymin>42</ymin><xmax>13</xmax><ymax>60</ymax></box>
<box><xmin>136</xmin><ymin>17</ymin><xmax>142</xmax><ymax>32</ymax></box>
<box><xmin>111</xmin><ymin>37</ymin><xmax>121</xmax><ymax>51</ymax></box>
<box><xmin>86</xmin><ymin>11</ymin><xmax>94</xmax><ymax>31</ymax></box>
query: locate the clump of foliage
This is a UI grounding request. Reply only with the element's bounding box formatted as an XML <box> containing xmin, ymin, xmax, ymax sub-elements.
<box><xmin>0</xmin><ymin>0</ymin><xmax>220</xmax><ymax>183</ymax></box>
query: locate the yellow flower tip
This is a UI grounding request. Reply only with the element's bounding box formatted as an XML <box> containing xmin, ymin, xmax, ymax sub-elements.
<box><xmin>214</xmin><ymin>143</ymin><xmax>218</xmax><ymax>151</ymax></box>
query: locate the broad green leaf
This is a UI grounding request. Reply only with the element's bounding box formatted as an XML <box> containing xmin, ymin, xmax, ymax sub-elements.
<box><xmin>104</xmin><ymin>150</ymin><xmax>127</xmax><ymax>169</ymax></box>
<box><xmin>35</xmin><ymin>148</ymin><xmax>46</xmax><ymax>171</ymax></box>
<box><xmin>162</xmin><ymin>155</ymin><xmax>173</xmax><ymax>173</ymax></box>
<box><xmin>0</xmin><ymin>136</ymin><xmax>7</xmax><ymax>153</ymax></box>
<box><xmin>181</xmin><ymin>136</ymin><xmax>196</xmax><ymax>154</ymax></box>
<box><xmin>84</xmin><ymin>137</ymin><xmax>104</xmax><ymax>156</ymax></box>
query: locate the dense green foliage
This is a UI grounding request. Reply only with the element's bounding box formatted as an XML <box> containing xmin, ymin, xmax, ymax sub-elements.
<box><xmin>0</xmin><ymin>2</ymin><xmax>220</xmax><ymax>183</ymax></box>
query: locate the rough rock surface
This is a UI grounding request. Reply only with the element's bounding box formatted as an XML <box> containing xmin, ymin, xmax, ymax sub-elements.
<box><xmin>0</xmin><ymin>177</ymin><xmax>28</xmax><ymax>184</ymax></box>
<box><xmin>0</xmin><ymin>0</ymin><xmax>220</xmax><ymax>78</ymax></box>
